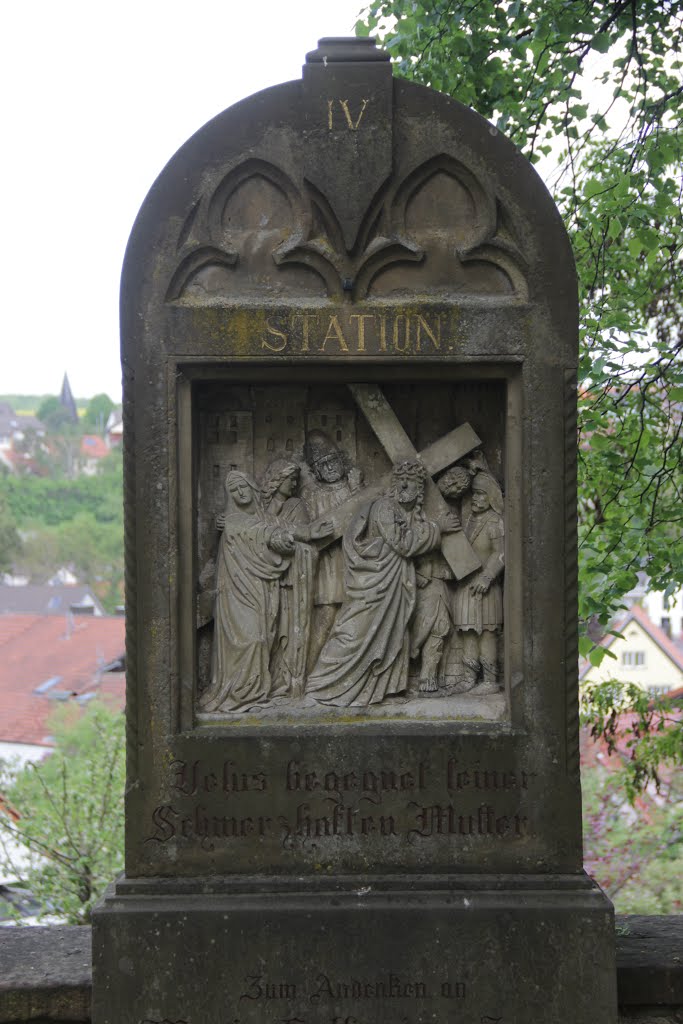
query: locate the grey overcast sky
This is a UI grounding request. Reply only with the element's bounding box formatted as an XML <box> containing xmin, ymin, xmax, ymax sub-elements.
<box><xmin>2</xmin><ymin>0</ymin><xmax>364</xmax><ymax>402</ymax></box>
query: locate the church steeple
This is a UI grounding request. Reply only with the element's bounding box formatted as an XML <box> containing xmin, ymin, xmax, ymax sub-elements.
<box><xmin>59</xmin><ymin>372</ymin><xmax>79</xmax><ymax>424</ymax></box>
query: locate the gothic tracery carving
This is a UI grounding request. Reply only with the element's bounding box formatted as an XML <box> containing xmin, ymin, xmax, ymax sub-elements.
<box><xmin>167</xmin><ymin>154</ymin><xmax>527</xmax><ymax>303</ymax></box>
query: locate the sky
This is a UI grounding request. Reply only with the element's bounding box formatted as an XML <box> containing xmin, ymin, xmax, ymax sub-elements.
<box><xmin>2</xmin><ymin>0</ymin><xmax>365</xmax><ymax>403</ymax></box>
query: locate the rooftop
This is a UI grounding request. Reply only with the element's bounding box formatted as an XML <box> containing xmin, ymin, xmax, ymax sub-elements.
<box><xmin>0</xmin><ymin>614</ymin><xmax>125</xmax><ymax>746</ymax></box>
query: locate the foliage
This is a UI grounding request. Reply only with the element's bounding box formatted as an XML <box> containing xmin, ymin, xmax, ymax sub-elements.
<box><xmin>581</xmin><ymin>680</ymin><xmax>683</xmax><ymax>796</ymax></box>
<box><xmin>36</xmin><ymin>396</ymin><xmax>77</xmax><ymax>434</ymax></box>
<box><xmin>0</xmin><ymin>449</ymin><xmax>123</xmax><ymax>609</ymax></box>
<box><xmin>0</xmin><ymin>395</ymin><xmax>88</xmax><ymax>418</ymax></box>
<box><xmin>0</xmin><ymin>452</ymin><xmax>122</xmax><ymax>526</ymax></box>
<box><xmin>82</xmin><ymin>393</ymin><xmax>115</xmax><ymax>433</ymax></box>
<box><xmin>358</xmin><ymin>0</ymin><xmax>683</xmax><ymax>629</ymax></box>
<box><xmin>0</xmin><ymin>701</ymin><xmax>125</xmax><ymax>925</ymax></box>
<box><xmin>0</xmin><ymin>495</ymin><xmax>22</xmax><ymax>573</ymax></box>
<box><xmin>582</xmin><ymin>747</ymin><xmax>683</xmax><ymax>912</ymax></box>
<box><xmin>0</xmin><ymin>396</ymin><xmax>55</xmax><ymax>417</ymax></box>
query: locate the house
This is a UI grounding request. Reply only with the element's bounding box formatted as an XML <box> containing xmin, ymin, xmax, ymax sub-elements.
<box><xmin>580</xmin><ymin>603</ymin><xmax>683</xmax><ymax>697</ymax></box>
<box><xmin>0</xmin><ymin>614</ymin><xmax>125</xmax><ymax>766</ymax></box>
<box><xmin>643</xmin><ymin>588</ymin><xmax>683</xmax><ymax>646</ymax></box>
<box><xmin>623</xmin><ymin>572</ymin><xmax>683</xmax><ymax>647</ymax></box>
<box><xmin>0</xmin><ymin>402</ymin><xmax>47</xmax><ymax>476</ymax></box>
<box><xmin>105</xmin><ymin>409</ymin><xmax>123</xmax><ymax>448</ymax></box>
<box><xmin>79</xmin><ymin>434</ymin><xmax>110</xmax><ymax>476</ymax></box>
<box><xmin>0</xmin><ymin>584</ymin><xmax>105</xmax><ymax>617</ymax></box>
<box><xmin>0</xmin><ymin>403</ymin><xmax>45</xmax><ymax>452</ymax></box>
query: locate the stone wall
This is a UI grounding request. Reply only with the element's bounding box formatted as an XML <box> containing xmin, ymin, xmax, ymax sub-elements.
<box><xmin>0</xmin><ymin>916</ymin><xmax>681</xmax><ymax>1024</ymax></box>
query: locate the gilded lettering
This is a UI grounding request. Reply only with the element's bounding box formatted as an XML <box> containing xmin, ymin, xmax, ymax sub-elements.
<box><xmin>416</xmin><ymin>314</ymin><xmax>441</xmax><ymax>350</ymax></box>
<box><xmin>338</xmin><ymin>98</ymin><xmax>369</xmax><ymax>130</ymax></box>
<box><xmin>291</xmin><ymin>313</ymin><xmax>316</xmax><ymax>353</ymax></box>
<box><xmin>321</xmin><ymin>315</ymin><xmax>349</xmax><ymax>352</ymax></box>
<box><xmin>349</xmin><ymin>313</ymin><xmax>373</xmax><ymax>352</ymax></box>
<box><xmin>392</xmin><ymin>315</ymin><xmax>412</xmax><ymax>353</ymax></box>
<box><xmin>379</xmin><ymin>315</ymin><xmax>387</xmax><ymax>352</ymax></box>
<box><xmin>262</xmin><ymin>318</ymin><xmax>288</xmax><ymax>352</ymax></box>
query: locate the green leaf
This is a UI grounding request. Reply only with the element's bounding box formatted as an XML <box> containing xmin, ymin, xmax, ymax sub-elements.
<box><xmin>589</xmin><ymin>646</ymin><xmax>610</xmax><ymax>667</ymax></box>
<box><xmin>591</xmin><ymin>32</ymin><xmax>612</xmax><ymax>53</ymax></box>
<box><xmin>627</xmin><ymin>237</ymin><xmax>642</xmax><ymax>259</ymax></box>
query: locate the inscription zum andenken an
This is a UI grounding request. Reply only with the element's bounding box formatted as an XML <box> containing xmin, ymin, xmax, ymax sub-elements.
<box><xmin>148</xmin><ymin>971</ymin><xmax>507</xmax><ymax>1024</ymax></box>
<box><xmin>146</xmin><ymin>758</ymin><xmax>534</xmax><ymax>850</ymax></box>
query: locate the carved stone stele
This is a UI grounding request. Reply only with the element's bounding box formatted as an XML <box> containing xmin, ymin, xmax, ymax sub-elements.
<box><xmin>92</xmin><ymin>36</ymin><xmax>616</xmax><ymax>1024</ymax></box>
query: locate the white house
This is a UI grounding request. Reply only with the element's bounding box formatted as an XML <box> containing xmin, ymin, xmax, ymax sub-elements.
<box><xmin>580</xmin><ymin>603</ymin><xmax>683</xmax><ymax>697</ymax></box>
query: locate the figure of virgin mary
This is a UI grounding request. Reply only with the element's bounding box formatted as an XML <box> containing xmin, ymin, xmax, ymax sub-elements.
<box><xmin>198</xmin><ymin>471</ymin><xmax>296</xmax><ymax>713</ymax></box>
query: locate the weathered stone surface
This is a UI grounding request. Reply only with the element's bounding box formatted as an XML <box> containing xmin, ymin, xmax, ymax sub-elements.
<box><xmin>93</xmin><ymin>33</ymin><xmax>616</xmax><ymax>1024</ymax></box>
<box><xmin>93</xmin><ymin>877</ymin><xmax>616</xmax><ymax>1024</ymax></box>
<box><xmin>5</xmin><ymin>917</ymin><xmax>681</xmax><ymax>1023</ymax></box>
<box><xmin>0</xmin><ymin>925</ymin><xmax>91</xmax><ymax>1022</ymax></box>
<box><xmin>117</xmin><ymin>35</ymin><xmax>581</xmax><ymax>878</ymax></box>
<box><xmin>617</xmin><ymin>916</ymin><xmax>683</xmax><ymax>1006</ymax></box>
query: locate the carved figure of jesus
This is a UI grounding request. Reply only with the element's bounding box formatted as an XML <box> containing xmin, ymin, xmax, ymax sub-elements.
<box><xmin>308</xmin><ymin>459</ymin><xmax>459</xmax><ymax>707</ymax></box>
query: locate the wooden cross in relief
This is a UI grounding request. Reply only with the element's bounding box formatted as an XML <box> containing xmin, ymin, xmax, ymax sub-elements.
<box><xmin>309</xmin><ymin>383</ymin><xmax>482</xmax><ymax>579</ymax></box>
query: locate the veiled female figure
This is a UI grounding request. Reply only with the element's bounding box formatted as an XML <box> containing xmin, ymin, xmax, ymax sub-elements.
<box><xmin>199</xmin><ymin>471</ymin><xmax>295</xmax><ymax>713</ymax></box>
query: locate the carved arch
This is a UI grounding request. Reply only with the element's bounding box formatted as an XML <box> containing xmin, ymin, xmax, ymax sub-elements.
<box><xmin>207</xmin><ymin>158</ymin><xmax>309</xmax><ymax>243</ymax></box>
<box><xmin>388</xmin><ymin>153</ymin><xmax>498</xmax><ymax>253</ymax></box>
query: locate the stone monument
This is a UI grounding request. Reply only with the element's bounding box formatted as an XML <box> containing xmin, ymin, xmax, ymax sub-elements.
<box><xmin>93</xmin><ymin>37</ymin><xmax>617</xmax><ymax>1024</ymax></box>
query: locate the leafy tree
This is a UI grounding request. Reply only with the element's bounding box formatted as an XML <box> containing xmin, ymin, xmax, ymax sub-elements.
<box><xmin>356</xmin><ymin>2</ymin><xmax>683</xmax><ymax>801</ymax></box>
<box><xmin>0</xmin><ymin>495</ymin><xmax>22</xmax><ymax>573</ymax></box>
<box><xmin>82</xmin><ymin>394</ymin><xmax>115</xmax><ymax>433</ymax></box>
<box><xmin>36</xmin><ymin>395</ymin><xmax>76</xmax><ymax>434</ymax></box>
<box><xmin>358</xmin><ymin>0</ymin><xmax>683</xmax><ymax>630</ymax></box>
<box><xmin>582</xmin><ymin>681</ymin><xmax>683</xmax><ymax>799</ymax></box>
<box><xmin>582</xmin><ymin>720</ymin><xmax>683</xmax><ymax>912</ymax></box>
<box><xmin>0</xmin><ymin>702</ymin><xmax>125</xmax><ymax>925</ymax></box>
<box><xmin>0</xmin><ymin>458</ymin><xmax>123</xmax><ymax>526</ymax></box>
<box><xmin>1</xmin><ymin>456</ymin><xmax>125</xmax><ymax>609</ymax></box>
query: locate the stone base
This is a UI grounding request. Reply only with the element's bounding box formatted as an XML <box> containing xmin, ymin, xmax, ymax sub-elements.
<box><xmin>92</xmin><ymin>874</ymin><xmax>617</xmax><ymax>1024</ymax></box>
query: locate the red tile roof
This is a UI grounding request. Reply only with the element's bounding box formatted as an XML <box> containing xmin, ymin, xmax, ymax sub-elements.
<box><xmin>0</xmin><ymin>614</ymin><xmax>125</xmax><ymax>746</ymax></box>
<box><xmin>80</xmin><ymin>435</ymin><xmax>110</xmax><ymax>459</ymax></box>
<box><xmin>623</xmin><ymin>603</ymin><xmax>683</xmax><ymax>671</ymax></box>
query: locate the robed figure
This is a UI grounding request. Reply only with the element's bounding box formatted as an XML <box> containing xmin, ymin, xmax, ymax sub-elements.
<box><xmin>261</xmin><ymin>458</ymin><xmax>316</xmax><ymax>698</ymax></box>
<box><xmin>451</xmin><ymin>471</ymin><xmax>505</xmax><ymax>695</ymax></box>
<box><xmin>309</xmin><ymin>460</ymin><xmax>456</xmax><ymax>707</ymax></box>
<box><xmin>199</xmin><ymin>471</ymin><xmax>295</xmax><ymax>713</ymax></box>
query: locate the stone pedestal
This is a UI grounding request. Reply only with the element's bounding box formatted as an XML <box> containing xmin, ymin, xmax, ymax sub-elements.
<box><xmin>94</xmin><ymin>875</ymin><xmax>616</xmax><ymax>1024</ymax></box>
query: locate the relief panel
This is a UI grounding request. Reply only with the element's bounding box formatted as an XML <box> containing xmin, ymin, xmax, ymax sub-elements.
<box><xmin>192</xmin><ymin>379</ymin><xmax>509</xmax><ymax>724</ymax></box>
